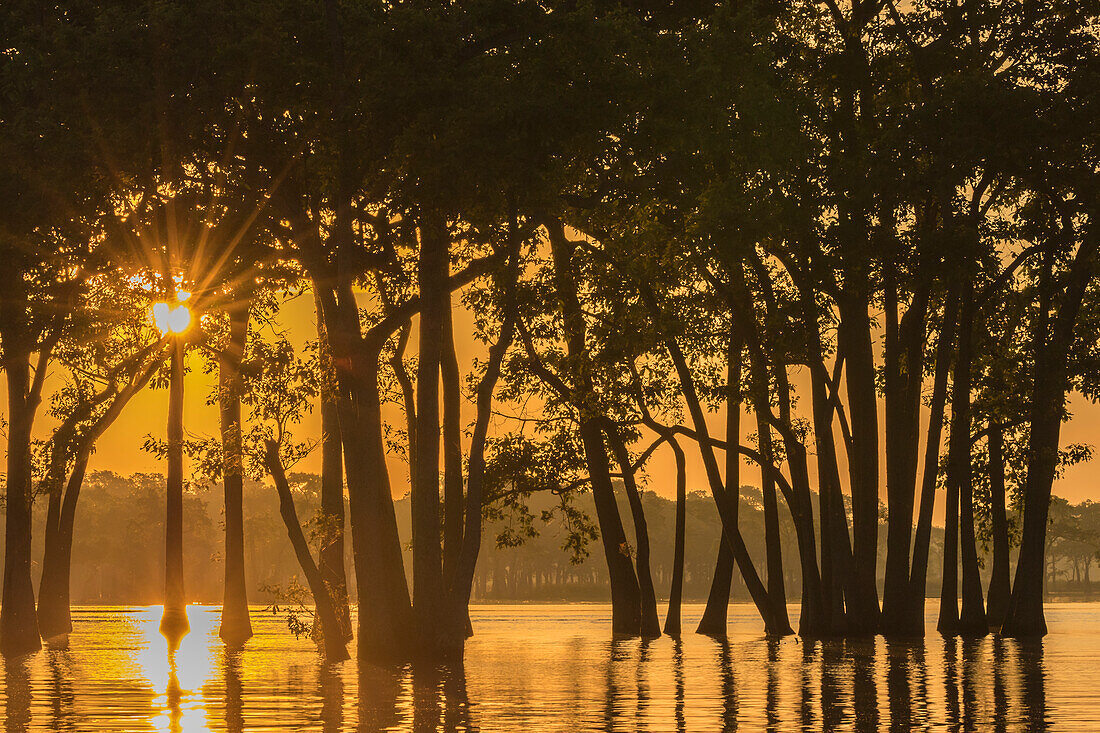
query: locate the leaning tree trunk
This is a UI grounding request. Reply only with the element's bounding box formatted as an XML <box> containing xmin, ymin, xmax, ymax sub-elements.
<box><xmin>161</xmin><ymin>337</ymin><xmax>189</xmax><ymax>642</ymax></box>
<box><xmin>1</xmin><ymin>349</ymin><xmax>42</xmax><ymax>656</ymax></box>
<box><xmin>696</xmin><ymin>332</ymin><xmax>741</xmax><ymax>636</ymax></box>
<box><xmin>219</xmin><ymin>304</ymin><xmax>253</xmax><ymax>647</ymax></box>
<box><xmin>265</xmin><ymin>442</ymin><xmax>349</xmax><ymax>662</ymax></box>
<box><xmin>986</xmin><ymin>422</ymin><xmax>1011</xmax><ymax>630</ymax></box>
<box><xmin>664</xmin><ymin>438</ymin><xmax>688</xmax><ymax>636</ymax></box>
<box><xmin>315</xmin><ymin>300</ymin><xmax>352</xmax><ymax>642</ymax></box>
<box><xmin>36</xmin><ymin>455</ymin><xmax>88</xmax><ymax>640</ymax></box>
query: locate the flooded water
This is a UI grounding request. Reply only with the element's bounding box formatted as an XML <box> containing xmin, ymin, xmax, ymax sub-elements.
<box><xmin>1</xmin><ymin>602</ymin><xmax>1097</xmax><ymax>731</ymax></box>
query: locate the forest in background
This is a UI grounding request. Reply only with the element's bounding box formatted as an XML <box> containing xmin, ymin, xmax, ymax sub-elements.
<box><xmin>5</xmin><ymin>469</ymin><xmax>1098</xmax><ymax>607</ymax></box>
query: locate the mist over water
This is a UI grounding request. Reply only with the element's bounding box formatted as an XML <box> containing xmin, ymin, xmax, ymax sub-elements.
<box><xmin>1</xmin><ymin>603</ymin><xmax>1096</xmax><ymax>731</ymax></box>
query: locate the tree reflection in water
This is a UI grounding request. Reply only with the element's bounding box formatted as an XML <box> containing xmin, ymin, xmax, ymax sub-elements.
<box><xmin>0</xmin><ymin>606</ymin><xmax>1072</xmax><ymax>731</ymax></box>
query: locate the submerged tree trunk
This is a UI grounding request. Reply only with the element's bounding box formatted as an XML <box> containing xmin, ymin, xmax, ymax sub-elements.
<box><xmin>316</xmin><ymin>301</ymin><xmax>351</xmax><ymax>642</ymax></box>
<box><xmin>1</xmin><ymin>347</ymin><xmax>41</xmax><ymax>656</ymax></box>
<box><xmin>986</xmin><ymin>422</ymin><xmax>1011</xmax><ymax>630</ymax></box>
<box><xmin>161</xmin><ymin>337</ymin><xmax>189</xmax><ymax>642</ymax></box>
<box><xmin>219</xmin><ymin>305</ymin><xmax>253</xmax><ymax>647</ymax></box>
<box><xmin>264</xmin><ymin>442</ymin><xmax>349</xmax><ymax>662</ymax></box>
<box><xmin>664</xmin><ymin>437</ymin><xmax>687</xmax><ymax>636</ymax></box>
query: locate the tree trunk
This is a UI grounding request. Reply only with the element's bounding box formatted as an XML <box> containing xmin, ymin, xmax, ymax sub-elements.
<box><xmin>663</xmin><ymin>437</ymin><xmax>687</xmax><ymax>636</ymax></box>
<box><xmin>219</xmin><ymin>305</ymin><xmax>253</xmax><ymax>647</ymax></box>
<box><xmin>315</xmin><ymin>299</ymin><xmax>352</xmax><ymax>642</ymax></box>
<box><xmin>956</xmin><ymin>288</ymin><xmax>987</xmax><ymax>636</ymax></box>
<box><xmin>1</xmin><ymin>349</ymin><xmax>41</xmax><ymax>656</ymax></box>
<box><xmin>837</xmin><ymin>291</ymin><xmax>882</xmax><ymax>630</ymax></box>
<box><xmin>605</xmin><ymin>423</ymin><xmax>662</xmax><ymax>637</ymax></box>
<box><xmin>1002</xmin><ymin>234</ymin><xmax>1098</xmax><ymax>637</ymax></box>
<box><xmin>441</xmin><ymin>301</ymin><xmax>465</xmax><ymax>590</ymax></box>
<box><xmin>696</xmin><ymin>332</ymin><xmax>741</xmax><ymax>636</ymax></box>
<box><xmin>548</xmin><ymin>222</ymin><xmax>642</xmax><ymax>635</ymax></box>
<box><xmin>264</xmin><ymin>442</ymin><xmax>349</xmax><ymax>662</ymax></box>
<box><xmin>37</xmin><ymin>455</ymin><xmax>88</xmax><ymax>641</ymax></box>
<box><xmin>882</xmin><ymin>270</ymin><xmax>929</xmax><ymax>635</ymax></box>
<box><xmin>314</xmin><ymin>278</ymin><xmax>413</xmax><ymax>659</ymax></box>
<box><xmin>413</xmin><ymin>217</ymin><xmax>449</xmax><ymax>655</ymax></box>
<box><xmin>161</xmin><ymin>337</ymin><xmax>189</xmax><ymax>642</ymax></box>
<box><xmin>757</xmin><ymin>411</ymin><xmax>790</xmax><ymax>630</ymax></box>
<box><xmin>909</xmin><ymin>287</ymin><xmax>960</xmax><ymax>634</ymax></box>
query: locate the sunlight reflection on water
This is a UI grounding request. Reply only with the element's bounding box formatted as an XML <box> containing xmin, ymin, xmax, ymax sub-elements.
<box><xmin>0</xmin><ymin>602</ymin><xmax>1097</xmax><ymax>731</ymax></box>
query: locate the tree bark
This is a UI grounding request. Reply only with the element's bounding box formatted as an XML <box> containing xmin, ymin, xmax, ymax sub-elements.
<box><xmin>441</xmin><ymin>301</ymin><xmax>465</xmax><ymax>589</ymax></box>
<box><xmin>955</xmin><ymin>289</ymin><xmax>988</xmax><ymax>637</ymax></box>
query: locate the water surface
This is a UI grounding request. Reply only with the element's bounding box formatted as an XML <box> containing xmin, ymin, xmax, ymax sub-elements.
<box><xmin>2</xmin><ymin>602</ymin><xmax>1097</xmax><ymax>731</ymax></box>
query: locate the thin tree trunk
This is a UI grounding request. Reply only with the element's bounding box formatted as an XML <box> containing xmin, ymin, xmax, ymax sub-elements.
<box><xmin>219</xmin><ymin>305</ymin><xmax>253</xmax><ymax>647</ymax></box>
<box><xmin>664</xmin><ymin>437</ymin><xmax>687</xmax><ymax>636</ymax></box>
<box><xmin>441</xmin><ymin>301</ymin><xmax>465</xmax><ymax>588</ymax></box>
<box><xmin>956</xmin><ymin>288</ymin><xmax>987</xmax><ymax>636</ymax></box>
<box><xmin>413</xmin><ymin>217</ymin><xmax>448</xmax><ymax>655</ymax></box>
<box><xmin>909</xmin><ymin>287</ymin><xmax>960</xmax><ymax>634</ymax></box>
<box><xmin>264</xmin><ymin>442</ymin><xmax>349</xmax><ymax>662</ymax></box>
<box><xmin>757</xmin><ymin>410</ymin><xmax>790</xmax><ymax>629</ymax></box>
<box><xmin>985</xmin><ymin>422</ymin><xmax>1010</xmax><ymax>630</ymax></box>
<box><xmin>161</xmin><ymin>337</ymin><xmax>189</xmax><ymax>641</ymax></box>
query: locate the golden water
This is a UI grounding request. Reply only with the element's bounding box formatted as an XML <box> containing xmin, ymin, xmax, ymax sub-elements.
<box><xmin>1</xmin><ymin>603</ymin><xmax>1096</xmax><ymax>731</ymax></box>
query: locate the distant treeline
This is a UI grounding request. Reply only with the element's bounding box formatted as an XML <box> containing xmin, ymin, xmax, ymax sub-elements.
<box><xmin>13</xmin><ymin>469</ymin><xmax>1096</xmax><ymax>606</ymax></box>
